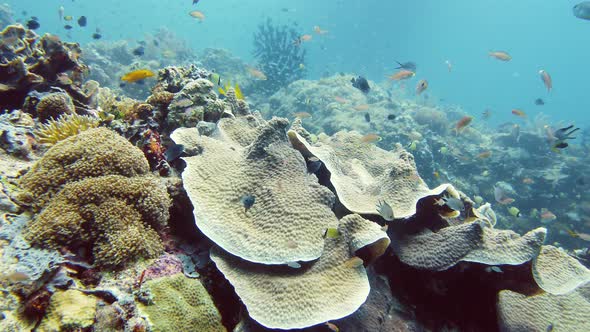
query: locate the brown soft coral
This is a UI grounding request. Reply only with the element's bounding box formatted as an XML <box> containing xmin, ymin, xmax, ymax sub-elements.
<box><xmin>23</xmin><ymin>174</ymin><xmax>170</xmax><ymax>268</ymax></box>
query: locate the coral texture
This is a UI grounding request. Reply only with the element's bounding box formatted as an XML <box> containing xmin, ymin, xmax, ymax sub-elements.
<box><xmin>20</xmin><ymin>127</ymin><xmax>149</xmax><ymax>207</ymax></box>
<box><xmin>532</xmin><ymin>245</ymin><xmax>590</xmax><ymax>295</ymax></box>
<box><xmin>138</xmin><ymin>273</ymin><xmax>225</xmax><ymax>332</ymax></box>
<box><xmin>211</xmin><ymin>214</ymin><xmax>389</xmax><ymax>330</ymax></box>
<box><xmin>172</xmin><ymin>116</ymin><xmax>338</xmax><ymax>265</ymax></box>
<box><xmin>37</xmin><ymin>290</ymin><xmax>97</xmax><ymax>332</ymax></box>
<box><xmin>35</xmin><ymin>113</ymin><xmax>100</xmax><ymax>145</ymax></box>
<box><xmin>23</xmin><ymin>175</ymin><xmax>170</xmax><ymax>267</ymax></box>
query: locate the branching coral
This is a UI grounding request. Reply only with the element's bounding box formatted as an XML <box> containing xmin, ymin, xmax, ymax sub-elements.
<box><xmin>252</xmin><ymin>18</ymin><xmax>306</xmax><ymax>96</ymax></box>
<box><xmin>35</xmin><ymin>113</ymin><xmax>100</xmax><ymax>145</ymax></box>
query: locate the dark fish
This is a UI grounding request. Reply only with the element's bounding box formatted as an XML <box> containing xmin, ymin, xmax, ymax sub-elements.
<box><xmin>546</xmin><ymin>323</ymin><xmax>554</xmax><ymax>332</ymax></box>
<box><xmin>31</xmin><ymin>16</ymin><xmax>39</xmax><ymax>21</ymax></box>
<box><xmin>395</xmin><ymin>60</ymin><xmax>417</xmax><ymax>72</ymax></box>
<box><xmin>132</xmin><ymin>46</ymin><xmax>145</xmax><ymax>56</ymax></box>
<box><xmin>553</xmin><ymin>141</ymin><xmax>569</xmax><ymax>149</ymax></box>
<box><xmin>364</xmin><ymin>113</ymin><xmax>370</xmax><ymax>123</ymax></box>
<box><xmin>153</xmin><ymin>39</ymin><xmax>160</xmax><ymax>47</ymax></box>
<box><xmin>77</xmin><ymin>16</ymin><xmax>87</xmax><ymax>27</ymax></box>
<box><xmin>554</xmin><ymin>125</ymin><xmax>579</xmax><ymax>141</ymax></box>
<box><xmin>92</xmin><ymin>32</ymin><xmax>102</xmax><ymax>40</ymax></box>
<box><xmin>573</xmin><ymin>2</ymin><xmax>590</xmax><ymax>20</ymax></box>
<box><xmin>64</xmin><ymin>24</ymin><xmax>73</xmax><ymax>30</ymax></box>
<box><xmin>26</xmin><ymin>19</ymin><xmax>40</xmax><ymax>30</ymax></box>
<box><xmin>193</xmin><ymin>0</ymin><xmax>200</xmax><ymax>4</ymax></box>
<box><xmin>351</xmin><ymin>76</ymin><xmax>370</xmax><ymax>93</ymax></box>
<box><xmin>534</xmin><ymin>98</ymin><xmax>545</xmax><ymax>106</ymax></box>
<box><xmin>164</xmin><ymin>144</ymin><xmax>185</xmax><ymax>161</ymax></box>
<box><xmin>241</xmin><ymin>195</ymin><xmax>255</xmax><ymax>212</ymax></box>
<box><xmin>306</xmin><ymin>157</ymin><xmax>322</xmax><ymax>174</ymax></box>
<box><xmin>387</xmin><ymin>114</ymin><xmax>396</xmax><ymax>120</ymax></box>
<box><xmin>119</xmin><ymin>82</ymin><xmax>126</xmax><ymax>88</ymax></box>
<box><xmin>137</xmin><ymin>40</ymin><xmax>146</xmax><ymax>46</ymax></box>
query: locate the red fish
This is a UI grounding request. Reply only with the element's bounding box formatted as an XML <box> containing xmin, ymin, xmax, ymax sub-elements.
<box><xmin>455</xmin><ymin>116</ymin><xmax>473</xmax><ymax>133</ymax></box>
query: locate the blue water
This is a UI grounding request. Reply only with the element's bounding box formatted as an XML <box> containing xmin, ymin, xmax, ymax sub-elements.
<box><xmin>7</xmin><ymin>0</ymin><xmax>589</xmax><ymax>127</ymax></box>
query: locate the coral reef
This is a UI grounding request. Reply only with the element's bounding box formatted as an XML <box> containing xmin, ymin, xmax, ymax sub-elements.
<box><xmin>532</xmin><ymin>245</ymin><xmax>590</xmax><ymax>294</ymax></box>
<box><xmin>211</xmin><ymin>214</ymin><xmax>389</xmax><ymax>330</ymax></box>
<box><xmin>34</xmin><ymin>113</ymin><xmax>100</xmax><ymax>145</ymax></box>
<box><xmin>138</xmin><ymin>273</ymin><xmax>225</xmax><ymax>332</ymax></box>
<box><xmin>23</xmin><ymin>91</ymin><xmax>75</xmax><ymax>122</ymax></box>
<box><xmin>251</xmin><ymin>18</ymin><xmax>306</xmax><ymax>96</ymax></box>
<box><xmin>172</xmin><ymin>116</ymin><xmax>338</xmax><ymax>265</ymax></box>
<box><xmin>19</xmin><ymin>127</ymin><xmax>150</xmax><ymax>207</ymax></box>
<box><xmin>0</xmin><ymin>110</ymin><xmax>36</xmax><ymax>159</ymax></box>
<box><xmin>37</xmin><ymin>289</ymin><xmax>97</xmax><ymax>332</ymax></box>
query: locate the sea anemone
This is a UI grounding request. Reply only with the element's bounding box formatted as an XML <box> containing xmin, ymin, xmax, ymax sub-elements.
<box><xmin>35</xmin><ymin>113</ymin><xmax>100</xmax><ymax>145</ymax></box>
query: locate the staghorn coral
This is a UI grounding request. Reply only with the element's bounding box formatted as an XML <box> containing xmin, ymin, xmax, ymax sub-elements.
<box><xmin>19</xmin><ymin>127</ymin><xmax>149</xmax><ymax>207</ymax></box>
<box><xmin>23</xmin><ymin>174</ymin><xmax>170</xmax><ymax>267</ymax></box>
<box><xmin>138</xmin><ymin>273</ymin><xmax>225</xmax><ymax>332</ymax></box>
<box><xmin>211</xmin><ymin>214</ymin><xmax>389</xmax><ymax>330</ymax></box>
<box><xmin>171</xmin><ymin>116</ymin><xmax>338</xmax><ymax>265</ymax></box>
<box><xmin>35</xmin><ymin>113</ymin><xmax>100</xmax><ymax>145</ymax></box>
<box><xmin>251</xmin><ymin>18</ymin><xmax>306</xmax><ymax>96</ymax></box>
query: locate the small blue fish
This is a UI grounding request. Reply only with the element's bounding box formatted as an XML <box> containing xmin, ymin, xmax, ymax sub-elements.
<box><xmin>574</xmin><ymin>2</ymin><xmax>590</xmax><ymax>20</ymax></box>
<box><xmin>241</xmin><ymin>195</ymin><xmax>255</xmax><ymax>212</ymax></box>
<box><xmin>164</xmin><ymin>143</ymin><xmax>185</xmax><ymax>161</ymax></box>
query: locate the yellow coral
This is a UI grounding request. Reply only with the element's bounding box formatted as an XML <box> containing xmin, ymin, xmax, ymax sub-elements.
<box><xmin>35</xmin><ymin>113</ymin><xmax>100</xmax><ymax>145</ymax></box>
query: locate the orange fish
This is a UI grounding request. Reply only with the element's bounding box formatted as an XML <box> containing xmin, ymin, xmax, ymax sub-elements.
<box><xmin>360</xmin><ymin>133</ymin><xmax>381</xmax><ymax>143</ymax></box>
<box><xmin>388</xmin><ymin>70</ymin><xmax>415</xmax><ymax>81</ymax></box>
<box><xmin>247</xmin><ymin>67</ymin><xmax>267</xmax><ymax>80</ymax></box>
<box><xmin>353</xmin><ymin>104</ymin><xmax>369</xmax><ymax>111</ymax></box>
<box><xmin>189</xmin><ymin>10</ymin><xmax>205</xmax><ymax>22</ymax></box>
<box><xmin>489</xmin><ymin>51</ymin><xmax>511</xmax><ymax>61</ymax></box>
<box><xmin>415</xmin><ymin>79</ymin><xmax>428</xmax><ymax>95</ymax></box>
<box><xmin>293</xmin><ymin>34</ymin><xmax>312</xmax><ymax>46</ymax></box>
<box><xmin>539</xmin><ymin>69</ymin><xmax>552</xmax><ymax>92</ymax></box>
<box><xmin>334</xmin><ymin>96</ymin><xmax>348</xmax><ymax>104</ymax></box>
<box><xmin>511</xmin><ymin>109</ymin><xmax>527</xmax><ymax>118</ymax></box>
<box><xmin>477</xmin><ymin>151</ymin><xmax>492</xmax><ymax>159</ymax></box>
<box><xmin>540</xmin><ymin>209</ymin><xmax>556</xmax><ymax>222</ymax></box>
<box><xmin>522</xmin><ymin>177</ymin><xmax>535</xmax><ymax>184</ymax></box>
<box><xmin>313</xmin><ymin>25</ymin><xmax>328</xmax><ymax>35</ymax></box>
<box><xmin>293</xmin><ymin>112</ymin><xmax>312</xmax><ymax>119</ymax></box>
<box><xmin>433</xmin><ymin>171</ymin><xmax>440</xmax><ymax>179</ymax></box>
<box><xmin>455</xmin><ymin>116</ymin><xmax>473</xmax><ymax>133</ymax></box>
<box><xmin>121</xmin><ymin>69</ymin><xmax>155</xmax><ymax>83</ymax></box>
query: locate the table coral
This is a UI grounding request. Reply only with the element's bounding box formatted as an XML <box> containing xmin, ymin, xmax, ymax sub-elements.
<box><xmin>19</xmin><ymin>127</ymin><xmax>150</xmax><ymax>208</ymax></box>
<box><xmin>23</xmin><ymin>174</ymin><xmax>170</xmax><ymax>268</ymax></box>
<box><xmin>138</xmin><ymin>273</ymin><xmax>225</xmax><ymax>332</ymax></box>
<box><xmin>211</xmin><ymin>214</ymin><xmax>389</xmax><ymax>330</ymax></box>
<box><xmin>172</xmin><ymin>117</ymin><xmax>338</xmax><ymax>265</ymax></box>
<box><xmin>532</xmin><ymin>245</ymin><xmax>590</xmax><ymax>295</ymax></box>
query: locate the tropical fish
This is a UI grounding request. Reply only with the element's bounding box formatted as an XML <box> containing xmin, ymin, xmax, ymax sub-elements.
<box><xmin>313</xmin><ymin>25</ymin><xmax>328</xmax><ymax>34</ymax></box>
<box><xmin>494</xmin><ymin>186</ymin><xmax>515</xmax><ymax>205</ymax></box>
<box><xmin>26</xmin><ymin>18</ymin><xmax>40</xmax><ymax>30</ymax></box>
<box><xmin>485</xmin><ymin>266</ymin><xmax>503</xmax><ymax>273</ymax></box>
<box><xmin>376</xmin><ymin>200</ymin><xmax>395</xmax><ymax>221</ymax></box>
<box><xmin>209</xmin><ymin>72</ymin><xmax>221</xmax><ymax>86</ymax></box>
<box><xmin>247</xmin><ymin>67</ymin><xmax>267</xmax><ymax>80</ymax></box>
<box><xmin>388</xmin><ymin>70</ymin><xmax>415</xmax><ymax>81</ymax></box>
<box><xmin>323</xmin><ymin>228</ymin><xmax>340</xmax><ymax>239</ymax></box>
<box><xmin>164</xmin><ymin>143</ymin><xmax>185</xmax><ymax>161</ymax></box>
<box><xmin>287</xmin><ymin>261</ymin><xmax>301</xmax><ymax>269</ymax></box>
<box><xmin>351</xmin><ymin>76</ymin><xmax>370</xmax><ymax>93</ymax></box>
<box><xmin>477</xmin><ymin>151</ymin><xmax>492</xmax><ymax>159</ymax></box>
<box><xmin>522</xmin><ymin>177</ymin><xmax>535</xmax><ymax>184</ymax></box>
<box><xmin>535</xmin><ymin>98</ymin><xmax>545</xmax><ymax>106</ymax></box>
<box><xmin>64</xmin><ymin>24</ymin><xmax>73</xmax><ymax>30</ymax></box>
<box><xmin>58</xmin><ymin>6</ymin><xmax>64</xmax><ymax>21</ymax></box>
<box><xmin>306</xmin><ymin>156</ymin><xmax>322</xmax><ymax>174</ymax></box>
<box><xmin>489</xmin><ymin>51</ymin><xmax>512</xmax><ymax>61</ymax></box>
<box><xmin>293</xmin><ymin>112</ymin><xmax>312</xmax><ymax>119</ymax></box>
<box><xmin>121</xmin><ymin>69</ymin><xmax>155</xmax><ymax>83</ymax></box>
<box><xmin>334</xmin><ymin>96</ymin><xmax>348</xmax><ymax>104</ymax></box>
<box><xmin>132</xmin><ymin>46</ymin><xmax>145</xmax><ymax>56</ymax></box>
<box><xmin>539</xmin><ymin>69</ymin><xmax>552</xmax><ymax>92</ymax></box>
<box><xmin>344</xmin><ymin>256</ymin><xmax>364</xmax><ymax>268</ymax></box>
<box><xmin>394</xmin><ymin>60</ymin><xmax>417</xmax><ymax>71</ymax></box>
<box><xmin>77</xmin><ymin>16</ymin><xmax>87</xmax><ymax>27</ymax></box>
<box><xmin>64</xmin><ymin>15</ymin><xmax>73</xmax><ymax>21</ymax></box>
<box><xmin>361</xmin><ymin>133</ymin><xmax>381</xmax><ymax>143</ymax></box>
<box><xmin>189</xmin><ymin>10</ymin><xmax>205</xmax><ymax>21</ymax></box>
<box><xmin>241</xmin><ymin>194</ymin><xmax>255</xmax><ymax>213</ymax></box>
<box><xmin>293</xmin><ymin>34</ymin><xmax>312</xmax><ymax>46</ymax></box>
<box><xmin>435</xmin><ymin>196</ymin><xmax>465</xmax><ymax>212</ymax></box>
<box><xmin>511</xmin><ymin>109</ymin><xmax>527</xmax><ymax>118</ymax></box>
<box><xmin>416</xmin><ymin>79</ymin><xmax>428</xmax><ymax>95</ymax></box>
<box><xmin>539</xmin><ymin>208</ymin><xmax>557</xmax><ymax>223</ymax></box>
<box><xmin>193</xmin><ymin>0</ymin><xmax>200</xmax><ymax>4</ymax></box>
<box><xmin>353</xmin><ymin>104</ymin><xmax>370</xmax><ymax>111</ymax></box>
<box><xmin>454</xmin><ymin>116</ymin><xmax>473</xmax><ymax>133</ymax></box>
<box><xmin>482</xmin><ymin>109</ymin><xmax>492</xmax><ymax>119</ymax></box>
<box><xmin>433</xmin><ymin>171</ymin><xmax>440</xmax><ymax>179</ymax></box>
<box><xmin>325</xmin><ymin>322</ymin><xmax>340</xmax><ymax>332</ymax></box>
<box><xmin>508</xmin><ymin>206</ymin><xmax>521</xmax><ymax>217</ymax></box>
<box><xmin>573</xmin><ymin>2</ymin><xmax>590</xmax><ymax>20</ymax></box>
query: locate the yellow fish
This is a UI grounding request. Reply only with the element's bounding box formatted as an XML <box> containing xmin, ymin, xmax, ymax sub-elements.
<box><xmin>189</xmin><ymin>10</ymin><xmax>205</xmax><ymax>22</ymax></box>
<box><xmin>121</xmin><ymin>69</ymin><xmax>155</xmax><ymax>83</ymax></box>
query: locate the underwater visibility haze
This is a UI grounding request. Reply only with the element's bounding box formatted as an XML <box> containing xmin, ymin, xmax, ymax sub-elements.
<box><xmin>0</xmin><ymin>0</ymin><xmax>590</xmax><ymax>331</ymax></box>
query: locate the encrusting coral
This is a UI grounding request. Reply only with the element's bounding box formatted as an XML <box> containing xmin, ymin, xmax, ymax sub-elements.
<box><xmin>19</xmin><ymin>127</ymin><xmax>150</xmax><ymax>208</ymax></box>
<box><xmin>37</xmin><ymin>289</ymin><xmax>97</xmax><ymax>332</ymax></box>
<box><xmin>138</xmin><ymin>273</ymin><xmax>225</xmax><ymax>332</ymax></box>
<box><xmin>211</xmin><ymin>214</ymin><xmax>390</xmax><ymax>330</ymax></box>
<box><xmin>171</xmin><ymin>116</ymin><xmax>338</xmax><ymax>265</ymax></box>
